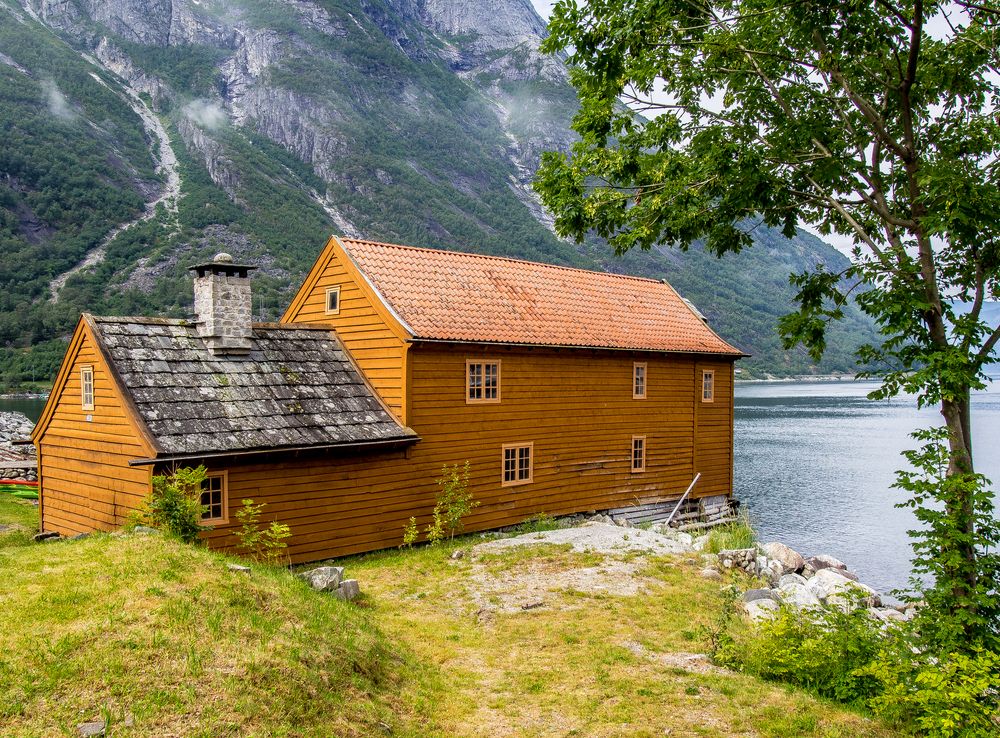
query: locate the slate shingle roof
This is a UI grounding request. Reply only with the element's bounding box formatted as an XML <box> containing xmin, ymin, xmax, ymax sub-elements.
<box><xmin>88</xmin><ymin>316</ymin><xmax>416</xmax><ymax>459</ymax></box>
<box><xmin>341</xmin><ymin>238</ymin><xmax>744</xmax><ymax>355</ymax></box>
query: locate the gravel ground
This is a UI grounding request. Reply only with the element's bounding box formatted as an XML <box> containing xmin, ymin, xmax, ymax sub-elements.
<box><xmin>472</xmin><ymin>521</ymin><xmax>691</xmax><ymax>557</ymax></box>
<box><xmin>465</xmin><ymin>557</ymin><xmax>652</xmax><ymax>615</ymax></box>
<box><xmin>464</xmin><ymin>522</ymin><xmax>695</xmax><ymax>616</ymax></box>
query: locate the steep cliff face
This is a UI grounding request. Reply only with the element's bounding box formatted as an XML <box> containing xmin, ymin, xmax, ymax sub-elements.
<box><xmin>0</xmin><ymin>0</ymin><xmax>874</xmax><ymax>384</ymax></box>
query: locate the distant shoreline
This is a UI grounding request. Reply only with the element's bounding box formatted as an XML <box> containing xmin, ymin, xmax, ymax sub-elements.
<box><xmin>735</xmin><ymin>375</ymin><xmax>863</xmax><ymax>384</ymax></box>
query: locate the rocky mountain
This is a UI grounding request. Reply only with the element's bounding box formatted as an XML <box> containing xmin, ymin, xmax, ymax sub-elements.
<box><xmin>0</xmin><ymin>0</ymin><xmax>875</xmax><ymax>385</ymax></box>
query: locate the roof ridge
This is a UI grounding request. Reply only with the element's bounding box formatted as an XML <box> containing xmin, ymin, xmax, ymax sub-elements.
<box><xmin>340</xmin><ymin>237</ymin><xmax>667</xmax><ymax>286</ymax></box>
<box><xmin>88</xmin><ymin>316</ymin><xmax>337</xmax><ymax>334</ymax></box>
<box><xmin>89</xmin><ymin>316</ymin><xmax>189</xmax><ymax>326</ymax></box>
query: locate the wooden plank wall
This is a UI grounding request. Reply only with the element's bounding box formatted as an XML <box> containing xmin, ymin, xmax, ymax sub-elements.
<box><xmin>201</xmin><ymin>345</ymin><xmax>736</xmax><ymax>563</ymax></box>
<box><xmin>286</xmin><ymin>254</ymin><xmax>408</xmax><ymax>420</ymax></box>
<box><xmin>39</xmin><ymin>331</ymin><xmax>151</xmax><ymax>535</ymax></box>
<box><xmin>695</xmin><ymin>361</ymin><xmax>734</xmax><ymax>498</ymax></box>
<box><xmin>407</xmin><ymin>345</ymin><xmax>734</xmax><ymax>526</ymax></box>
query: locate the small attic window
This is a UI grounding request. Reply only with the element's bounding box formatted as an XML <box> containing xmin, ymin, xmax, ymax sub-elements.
<box><xmin>80</xmin><ymin>366</ymin><xmax>94</xmax><ymax>411</ymax></box>
<box><xmin>325</xmin><ymin>286</ymin><xmax>341</xmax><ymax>315</ymax></box>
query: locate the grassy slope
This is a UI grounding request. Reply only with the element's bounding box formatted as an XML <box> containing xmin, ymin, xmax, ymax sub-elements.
<box><xmin>1</xmin><ymin>534</ymin><xmax>427</xmax><ymax>736</ymax></box>
<box><xmin>0</xmin><ymin>499</ymin><xmax>901</xmax><ymax>737</ymax></box>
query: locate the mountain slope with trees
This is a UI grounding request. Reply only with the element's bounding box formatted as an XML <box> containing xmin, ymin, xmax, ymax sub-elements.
<box><xmin>0</xmin><ymin>0</ymin><xmax>875</xmax><ymax>386</ymax></box>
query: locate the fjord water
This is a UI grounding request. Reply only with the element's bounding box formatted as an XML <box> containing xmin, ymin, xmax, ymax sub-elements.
<box><xmin>735</xmin><ymin>378</ymin><xmax>1000</xmax><ymax>595</ymax></box>
<box><xmin>0</xmin><ymin>397</ymin><xmax>46</xmax><ymax>423</ymax></box>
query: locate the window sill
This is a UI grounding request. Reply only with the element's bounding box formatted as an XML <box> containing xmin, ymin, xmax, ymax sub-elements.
<box><xmin>501</xmin><ymin>478</ymin><xmax>533</xmax><ymax>488</ymax></box>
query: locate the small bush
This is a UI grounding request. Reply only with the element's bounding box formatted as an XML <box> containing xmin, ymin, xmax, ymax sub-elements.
<box><xmin>864</xmin><ymin>645</ymin><xmax>1000</xmax><ymax>738</ymax></box>
<box><xmin>234</xmin><ymin>499</ymin><xmax>292</xmax><ymax>565</ymax></box>
<box><xmin>703</xmin><ymin>513</ymin><xmax>756</xmax><ymax>553</ymax></box>
<box><xmin>139</xmin><ymin>466</ymin><xmax>208</xmax><ymax>543</ymax></box>
<box><xmin>716</xmin><ymin>598</ymin><xmax>886</xmax><ymax>705</ymax></box>
<box><xmin>426</xmin><ymin>462</ymin><xmax>478</xmax><ymax>545</ymax></box>
<box><xmin>717</xmin><ymin>597</ymin><xmax>1000</xmax><ymax>735</ymax></box>
<box><xmin>400</xmin><ymin>517</ymin><xmax>419</xmax><ymax>548</ymax></box>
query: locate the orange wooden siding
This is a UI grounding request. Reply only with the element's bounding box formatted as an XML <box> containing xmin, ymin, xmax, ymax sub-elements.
<box><xmin>406</xmin><ymin>344</ymin><xmax>733</xmax><ymax>521</ymax></box>
<box><xmin>695</xmin><ymin>361</ymin><xmax>735</xmax><ymax>498</ymax></box>
<box><xmin>200</xmin><ymin>345</ymin><xmax>735</xmax><ymax>563</ymax></box>
<box><xmin>284</xmin><ymin>240</ymin><xmax>409</xmax><ymax>421</ymax></box>
<box><xmin>36</xmin><ymin>326</ymin><xmax>152</xmax><ymax>535</ymax></box>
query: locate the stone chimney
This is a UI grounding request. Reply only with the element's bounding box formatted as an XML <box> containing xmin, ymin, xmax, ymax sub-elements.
<box><xmin>189</xmin><ymin>253</ymin><xmax>257</xmax><ymax>356</ymax></box>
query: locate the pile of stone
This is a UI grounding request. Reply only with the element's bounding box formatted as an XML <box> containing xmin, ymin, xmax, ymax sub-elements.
<box><xmin>0</xmin><ymin>462</ymin><xmax>37</xmax><ymax>482</ymax></box>
<box><xmin>297</xmin><ymin>565</ymin><xmax>361</xmax><ymax>601</ymax></box>
<box><xmin>719</xmin><ymin>541</ymin><xmax>915</xmax><ymax>624</ymax></box>
<box><xmin>0</xmin><ymin>412</ymin><xmax>35</xmax><ymax>455</ymax></box>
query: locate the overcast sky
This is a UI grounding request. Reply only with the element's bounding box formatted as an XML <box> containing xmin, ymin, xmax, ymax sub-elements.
<box><xmin>529</xmin><ymin>1</ymin><xmax>554</xmax><ymax>19</ymax></box>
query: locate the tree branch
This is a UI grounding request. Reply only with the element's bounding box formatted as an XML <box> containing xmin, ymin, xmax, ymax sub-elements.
<box><xmin>812</xmin><ymin>30</ymin><xmax>909</xmax><ymax>160</ymax></box>
<box><xmin>874</xmin><ymin>0</ymin><xmax>915</xmax><ymax>28</ymax></box>
<box><xmin>955</xmin><ymin>0</ymin><xmax>1000</xmax><ymax>16</ymax></box>
<box><xmin>977</xmin><ymin>323</ymin><xmax>1000</xmax><ymax>363</ymax></box>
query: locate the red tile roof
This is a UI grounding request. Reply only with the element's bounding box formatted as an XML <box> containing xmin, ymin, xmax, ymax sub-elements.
<box><xmin>341</xmin><ymin>238</ymin><xmax>744</xmax><ymax>356</ymax></box>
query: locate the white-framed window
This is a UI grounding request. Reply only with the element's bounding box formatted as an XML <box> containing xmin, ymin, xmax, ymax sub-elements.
<box><xmin>467</xmin><ymin>359</ymin><xmax>500</xmax><ymax>403</ymax></box>
<box><xmin>325</xmin><ymin>285</ymin><xmax>341</xmax><ymax>315</ymax></box>
<box><xmin>702</xmin><ymin>370</ymin><xmax>715</xmax><ymax>403</ymax></box>
<box><xmin>633</xmin><ymin>362</ymin><xmax>647</xmax><ymax>399</ymax></box>
<box><xmin>80</xmin><ymin>365</ymin><xmax>95</xmax><ymax>411</ymax></box>
<box><xmin>200</xmin><ymin>471</ymin><xmax>228</xmax><ymax>524</ymax></box>
<box><xmin>631</xmin><ymin>436</ymin><xmax>646</xmax><ymax>472</ymax></box>
<box><xmin>502</xmin><ymin>442</ymin><xmax>533</xmax><ymax>486</ymax></box>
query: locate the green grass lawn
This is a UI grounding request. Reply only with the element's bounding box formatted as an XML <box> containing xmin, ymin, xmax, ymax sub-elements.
<box><xmin>0</xmin><ymin>502</ymin><xmax>903</xmax><ymax>737</ymax></box>
<box><xmin>0</xmin><ymin>493</ymin><xmax>38</xmax><ymax>549</ymax></box>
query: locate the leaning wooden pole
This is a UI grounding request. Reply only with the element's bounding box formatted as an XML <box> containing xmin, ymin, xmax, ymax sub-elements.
<box><xmin>665</xmin><ymin>472</ymin><xmax>701</xmax><ymax>527</ymax></box>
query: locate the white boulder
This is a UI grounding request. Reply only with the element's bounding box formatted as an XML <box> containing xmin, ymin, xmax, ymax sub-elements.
<box><xmin>779</xmin><ymin>573</ymin><xmax>809</xmax><ymax>588</ymax></box>
<box><xmin>745</xmin><ymin>598</ymin><xmax>780</xmax><ymax>622</ymax></box>
<box><xmin>764</xmin><ymin>560</ymin><xmax>784</xmax><ymax>586</ymax></box>
<box><xmin>778</xmin><ymin>582</ymin><xmax>822</xmax><ymax>609</ymax></box>
<box><xmin>298</xmin><ymin>566</ymin><xmax>344</xmax><ymax>592</ymax></box>
<box><xmin>869</xmin><ymin>607</ymin><xmax>907</xmax><ymax>623</ymax></box>
<box><xmin>334</xmin><ymin>578</ymin><xmax>361</xmax><ymax>601</ymax></box>
<box><xmin>804</xmin><ymin>554</ymin><xmax>847</xmax><ymax>572</ymax></box>
<box><xmin>761</xmin><ymin>542</ymin><xmax>805</xmax><ymax>574</ymax></box>
<box><xmin>808</xmin><ymin>568</ymin><xmax>881</xmax><ymax>609</ymax></box>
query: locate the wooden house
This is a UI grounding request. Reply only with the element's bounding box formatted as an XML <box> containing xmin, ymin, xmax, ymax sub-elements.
<box><xmin>31</xmin><ymin>238</ymin><xmax>744</xmax><ymax>562</ymax></box>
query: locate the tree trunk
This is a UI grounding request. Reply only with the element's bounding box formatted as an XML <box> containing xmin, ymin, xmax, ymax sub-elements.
<box><xmin>940</xmin><ymin>393</ymin><xmax>978</xmax><ymax>622</ymax></box>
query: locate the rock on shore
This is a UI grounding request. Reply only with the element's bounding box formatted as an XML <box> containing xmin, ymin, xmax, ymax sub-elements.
<box><xmin>0</xmin><ymin>411</ymin><xmax>36</xmax><ymax>479</ymax></box>
<box><xmin>726</xmin><ymin>540</ymin><xmax>909</xmax><ymax>624</ymax></box>
<box><xmin>0</xmin><ymin>411</ymin><xmax>35</xmax><ymax>453</ymax></box>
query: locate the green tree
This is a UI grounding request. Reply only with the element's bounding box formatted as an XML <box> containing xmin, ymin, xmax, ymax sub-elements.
<box><xmin>537</xmin><ymin>0</ymin><xmax>999</xmax><ymax>643</ymax></box>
